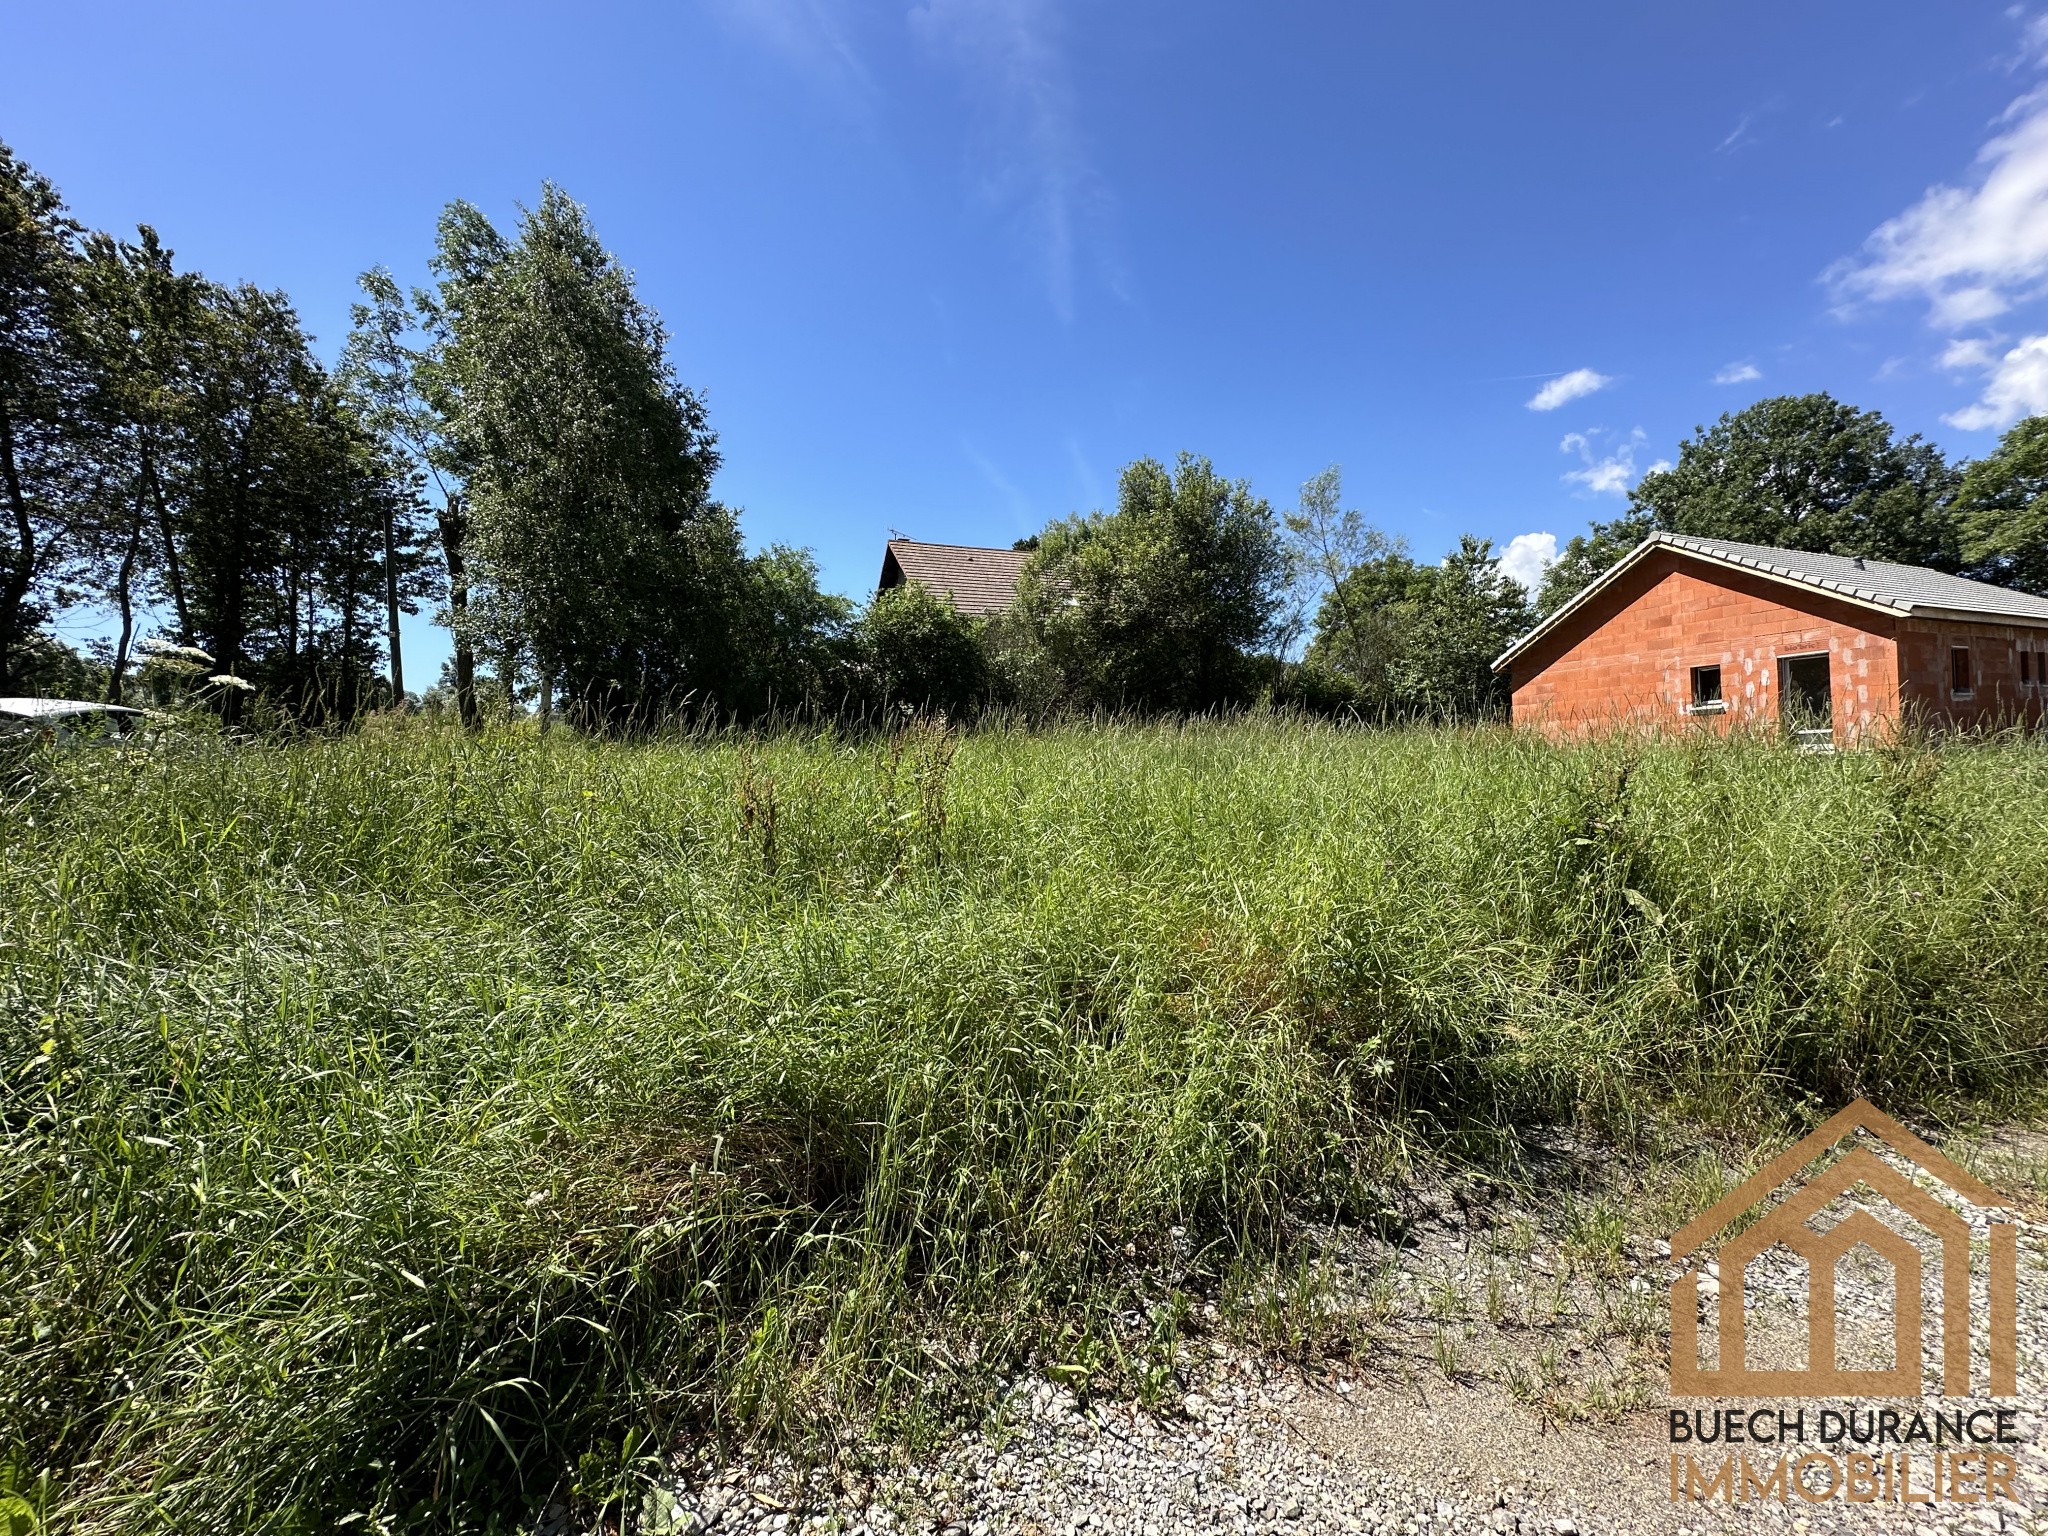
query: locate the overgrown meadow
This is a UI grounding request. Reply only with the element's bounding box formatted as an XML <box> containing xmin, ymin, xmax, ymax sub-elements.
<box><xmin>5</xmin><ymin>719</ymin><xmax>2045</xmax><ymax>1532</ymax></box>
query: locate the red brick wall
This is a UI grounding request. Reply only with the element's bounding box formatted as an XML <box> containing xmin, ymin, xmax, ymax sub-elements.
<box><xmin>1897</xmin><ymin>617</ymin><xmax>2048</xmax><ymax>730</ymax></box>
<box><xmin>1508</xmin><ymin>552</ymin><xmax>1901</xmax><ymax>743</ymax></box>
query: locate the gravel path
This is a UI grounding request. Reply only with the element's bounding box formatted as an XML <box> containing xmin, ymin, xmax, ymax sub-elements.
<box><xmin>568</xmin><ymin>1127</ymin><xmax>2048</xmax><ymax>1536</ymax></box>
<box><xmin>631</xmin><ymin>1332</ymin><xmax>2044</xmax><ymax>1536</ymax></box>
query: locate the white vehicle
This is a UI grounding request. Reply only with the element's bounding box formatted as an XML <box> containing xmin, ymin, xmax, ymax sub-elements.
<box><xmin>0</xmin><ymin>697</ymin><xmax>149</xmax><ymax>744</ymax></box>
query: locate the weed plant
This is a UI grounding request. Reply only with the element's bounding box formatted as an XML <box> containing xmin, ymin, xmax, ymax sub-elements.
<box><xmin>3</xmin><ymin>716</ymin><xmax>2045</xmax><ymax>1530</ymax></box>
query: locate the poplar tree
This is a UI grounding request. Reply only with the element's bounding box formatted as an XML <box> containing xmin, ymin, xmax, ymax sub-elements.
<box><xmin>429</xmin><ymin>187</ymin><xmax>736</xmax><ymax>729</ymax></box>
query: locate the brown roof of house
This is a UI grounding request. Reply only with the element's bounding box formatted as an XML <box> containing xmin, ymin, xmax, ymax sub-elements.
<box><xmin>878</xmin><ymin>539</ymin><xmax>1029</xmax><ymax>617</ymax></box>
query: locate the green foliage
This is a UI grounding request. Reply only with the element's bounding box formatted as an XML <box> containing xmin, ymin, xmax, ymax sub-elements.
<box><xmin>722</xmin><ymin>544</ymin><xmax>857</xmax><ymax>716</ymax></box>
<box><xmin>1281</xmin><ymin>465</ymin><xmax>1399</xmax><ymax>668</ymax></box>
<box><xmin>0</xmin><ymin>141</ymin><xmax>88</xmax><ymax>691</ymax></box>
<box><xmin>1542</xmin><ymin>394</ymin><xmax>1961</xmax><ymax>613</ymax></box>
<box><xmin>7</xmin><ymin>632</ymin><xmax>106</xmax><ymax>699</ymax></box>
<box><xmin>4</xmin><ymin>721</ymin><xmax>2043</xmax><ymax>1531</ymax></box>
<box><xmin>853</xmin><ymin>581</ymin><xmax>991</xmax><ymax>716</ymax></box>
<box><xmin>1956</xmin><ymin>414</ymin><xmax>2048</xmax><ymax>595</ymax></box>
<box><xmin>429</xmin><ymin>188</ymin><xmax>735</xmax><ymax>731</ymax></box>
<box><xmin>0</xmin><ymin>141</ymin><xmax>426</xmax><ymax>720</ymax></box>
<box><xmin>338</xmin><ymin>266</ymin><xmax>465</xmax><ymax>708</ymax></box>
<box><xmin>1307</xmin><ymin>535</ymin><xmax>1531</xmax><ymax>718</ymax></box>
<box><xmin>1281</xmin><ymin>467</ymin><xmax>1527</xmax><ymax>719</ymax></box>
<box><xmin>68</xmin><ymin>226</ymin><xmax>204</xmax><ymax>704</ymax></box>
<box><xmin>1535</xmin><ymin>509</ymin><xmax>1653</xmax><ymax>618</ymax></box>
<box><xmin>1017</xmin><ymin>453</ymin><xmax>1287</xmax><ymax>711</ymax></box>
<box><xmin>178</xmin><ymin>285</ymin><xmax>421</xmax><ymax>722</ymax></box>
<box><xmin>1631</xmin><ymin>393</ymin><xmax>1961</xmax><ymax>561</ymax></box>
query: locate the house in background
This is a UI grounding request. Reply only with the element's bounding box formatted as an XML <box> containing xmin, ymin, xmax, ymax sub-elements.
<box><xmin>1494</xmin><ymin>533</ymin><xmax>2048</xmax><ymax>744</ymax></box>
<box><xmin>876</xmin><ymin>538</ymin><xmax>1029</xmax><ymax>616</ymax></box>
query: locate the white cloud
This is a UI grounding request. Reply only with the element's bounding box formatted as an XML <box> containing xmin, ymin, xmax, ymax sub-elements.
<box><xmin>1560</xmin><ymin>428</ymin><xmax>1663</xmax><ymax>496</ymax></box>
<box><xmin>1526</xmin><ymin>368</ymin><xmax>1613</xmax><ymax>412</ymax></box>
<box><xmin>910</xmin><ymin>0</ymin><xmax>1110</xmax><ymax>323</ymax></box>
<box><xmin>2017</xmin><ymin>10</ymin><xmax>2048</xmax><ymax>70</ymax></box>
<box><xmin>1713</xmin><ymin>361</ymin><xmax>1762</xmax><ymax>384</ymax></box>
<box><xmin>1497</xmin><ymin>532</ymin><xmax>1558</xmax><ymax>593</ymax></box>
<box><xmin>1830</xmin><ymin>86</ymin><xmax>2048</xmax><ymax>327</ymax></box>
<box><xmin>1942</xmin><ymin>336</ymin><xmax>2001</xmax><ymax>371</ymax></box>
<box><xmin>1944</xmin><ymin>332</ymin><xmax>2048</xmax><ymax>429</ymax></box>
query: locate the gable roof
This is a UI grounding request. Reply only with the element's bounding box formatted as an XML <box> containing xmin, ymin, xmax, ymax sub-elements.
<box><xmin>1670</xmin><ymin>1097</ymin><xmax>1998</xmax><ymax>1257</ymax></box>
<box><xmin>1494</xmin><ymin>532</ymin><xmax>2048</xmax><ymax>672</ymax></box>
<box><xmin>878</xmin><ymin>538</ymin><xmax>1029</xmax><ymax>617</ymax></box>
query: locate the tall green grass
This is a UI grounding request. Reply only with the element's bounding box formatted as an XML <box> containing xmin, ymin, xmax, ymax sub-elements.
<box><xmin>4</xmin><ymin>718</ymin><xmax>2045</xmax><ymax>1531</ymax></box>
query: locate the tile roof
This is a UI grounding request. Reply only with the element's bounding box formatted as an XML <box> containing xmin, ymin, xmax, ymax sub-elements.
<box><xmin>878</xmin><ymin>539</ymin><xmax>1029</xmax><ymax>617</ymax></box>
<box><xmin>1494</xmin><ymin>531</ymin><xmax>2048</xmax><ymax>671</ymax></box>
<box><xmin>1657</xmin><ymin>534</ymin><xmax>2048</xmax><ymax>619</ymax></box>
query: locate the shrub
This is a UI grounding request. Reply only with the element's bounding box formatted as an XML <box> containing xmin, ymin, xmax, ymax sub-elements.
<box><xmin>853</xmin><ymin>582</ymin><xmax>991</xmax><ymax>717</ymax></box>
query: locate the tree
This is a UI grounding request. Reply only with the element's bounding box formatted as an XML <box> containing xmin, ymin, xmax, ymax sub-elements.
<box><xmin>1390</xmin><ymin>535</ymin><xmax>1531</xmax><ymax>717</ymax></box>
<box><xmin>177</xmin><ymin>284</ymin><xmax>313</xmax><ymax>718</ymax></box>
<box><xmin>853</xmin><ymin>581</ymin><xmax>989</xmax><ymax>716</ymax></box>
<box><xmin>1307</xmin><ymin>534</ymin><xmax>1530</xmax><ymax>719</ymax></box>
<box><xmin>69</xmin><ymin>226</ymin><xmax>205</xmax><ymax>701</ymax></box>
<box><xmin>1541</xmin><ymin>394</ymin><xmax>1961</xmax><ymax>614</ymax></box>
<box><xmin>168</xmin><ymin>281</ymin><xmax>414</xmax><ymax>724</ymax></box>
<box><xmin>12</xmin><ymin>632</ymin><xmax>104</xmax><ymax>698</ymax></box>
<box><xmin>0</xmin><ymin>143</ymin><xmax>415</xmax><ymax>723</ymax></box>
<box><xmin>1283</xmin><ymin>465</ymin><xmax>1399</xmax><ymax>674</ymax></box>
<box><xmin>0</xmin><ymin>141</ymin><xmax>90</xmax><ymax>691</ymax></box>
<box><xmin>429</xmin><ymin>187</ymin><xmax>736</xmax><ymax>731</ymax></box>
<box><xmin>719</xmin><ymin>544</ymin><xmax>855</xmax><ymax>717</ymax></box>
<box><xmin>341</xmin><ymin>268</ymin><xmax>468</xmax><ymax>715</ymax></box>
<box><xmin>1018</xmin><ymin>453</ymin><xmax>1287</xmax><ymax>711</ymax></box>
<box><xmin>1954</xmin><ymin>415</ymin><xmax>2048</xmax><ymax>595</ymax></box>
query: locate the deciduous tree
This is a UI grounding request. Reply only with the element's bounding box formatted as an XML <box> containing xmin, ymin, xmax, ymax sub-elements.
<box><xmin>1019</xmin><ymin>453</ymin><xmax>1286</xmax><ymax>711</ymax></box>
<box><xmin>429</xmin><ymin>188</ymin><xmax>736</xmax><ymax>730</ymax></box>
<box><xmin>1307</xmin><ymin>534</ymin><xmax>1530</xmax><ymax>719</ymax></box>
<box><xmin>1955</xmin><ymin>414</ymin><xmax>2048</xmax><ymax>595</ymax></box>
<box><xmin>342</xmin><ymin>268</ymin><xmax>468</xmax><ymax>715</ymax></box>
<box><xmin>1541</xmin><ymin>394</ymin><xmax>1961</xmax><ymax>614</ymax></box>
<box><xmin>69</xmin><ymin>226</ymin><xmax>202</xmax><ymax>700</ymax></box>
<box><xmin>0</xmin><ymin>142</ymin><xmax>89</xmax><ymax>690</ymax></box>
<box><xmin>854</xmin><ymin>581</ymin><xmax>988</xmax><ymax>716</ymax></box>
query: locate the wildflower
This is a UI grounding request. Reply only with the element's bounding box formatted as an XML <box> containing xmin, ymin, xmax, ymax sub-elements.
<box><xmin>207</xmin><ymin>674</ymin><xmax>256</xmax><ymax>692</ymax></box>
<box><xmin>139</xmin><ymin>638</ymin><xmax>215</xmax><ymax>664</ymax></box>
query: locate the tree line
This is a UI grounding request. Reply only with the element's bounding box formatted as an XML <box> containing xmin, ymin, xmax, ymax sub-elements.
<box><xmin>1535</xmin><ymin>392</ymin><xmax>2048</xmax><ymax>616</ymax></box>
<box><xmin>9</xmin><ymin>135</ymin><xmax>2048</xmax><ymax>730</ymax></box>
<box><xmin>1</xmin><ymin>146</ymin><xmax>432</xmax><ymax>719</ymax></box>
<box><xmin>0</xmin><ymin>140</ymin><xmax>1532</xmax><ymax>727</ymax></box>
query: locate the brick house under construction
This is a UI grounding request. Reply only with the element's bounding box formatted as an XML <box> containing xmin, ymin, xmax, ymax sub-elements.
<box><xmin>1493</xmin><ymin>533</ymin><xmax>2048</xmax><ymax>744</ymax></box>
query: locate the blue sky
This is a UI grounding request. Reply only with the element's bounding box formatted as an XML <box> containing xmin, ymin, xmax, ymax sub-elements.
<box><xmin>14</xmin><ymin>1</ymin><xmax>2048</xmax><ymax>682</ymax></box>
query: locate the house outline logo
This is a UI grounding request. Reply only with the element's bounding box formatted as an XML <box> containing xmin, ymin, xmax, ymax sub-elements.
<box><xmin>1669</xmin><ymin>1098</ymin><xmax>2019</xmax><ymax>1398</ymax></box>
